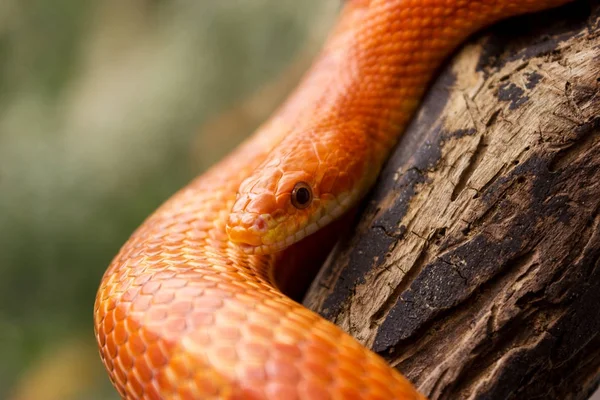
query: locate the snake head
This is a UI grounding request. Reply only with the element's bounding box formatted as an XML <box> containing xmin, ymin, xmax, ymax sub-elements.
<box><xmin>226</xmin><ymin>131</ymin><xmax>366</xmax><ymax>255</ymax></box>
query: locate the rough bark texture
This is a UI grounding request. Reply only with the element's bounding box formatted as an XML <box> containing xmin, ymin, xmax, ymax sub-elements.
<box><xmin>304</xmin><ymin>1</ymin><xmax>600</xmax><ymax>399</ymax></box>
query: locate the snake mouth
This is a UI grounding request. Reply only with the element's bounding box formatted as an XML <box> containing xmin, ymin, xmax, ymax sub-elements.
<box><xmin>235</xmin><ymin>227</ymin><xmax>313</xmax><ymax>255</ymax></box>
<box><xmin>228</xmin><ymin>192</ymin><xmax>358</xmax><ymax>256</ymax></box>
<box><xmin>227</xmin><ymin>225</ymin><xmax>264</xmax><ymax>247</ymax></box>
<box><xmin>229</xmin><ymin>191</ymin><xmax>358</xmax><ymax>255</ymax></box>
<box><xmin>236</xmin><ymin>240</ymin><xmax>288</xmax><ymax>255</ymax></box>
<box><xmin>235</xmin><ymin>201</ymin><xmax>352</xmax><ymax>255</ymax></box>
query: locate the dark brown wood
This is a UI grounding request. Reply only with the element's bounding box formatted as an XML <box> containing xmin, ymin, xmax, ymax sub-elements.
<box><xmin>304</xmin><ymin>1</ymin><xmax>600</xmax><ymax>399</ymax></box>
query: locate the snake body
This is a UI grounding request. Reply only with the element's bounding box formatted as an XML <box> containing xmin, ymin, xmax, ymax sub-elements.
<box><xmin>94</xmin><ymin>1</ymin><xmax>572</xmax><ymax>398</ymax></box>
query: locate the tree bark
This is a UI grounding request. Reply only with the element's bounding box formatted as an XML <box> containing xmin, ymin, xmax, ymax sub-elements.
<box><xmin>304</xmin><ymin>1</ymin><xmax>600</xmax><ymax>399</ymax></box>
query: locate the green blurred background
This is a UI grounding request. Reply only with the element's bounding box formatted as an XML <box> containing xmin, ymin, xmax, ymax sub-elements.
<box><xmin>0</xmin><ymin>1</ymin><xmax>336</xmax><ymax>398</ymax></box>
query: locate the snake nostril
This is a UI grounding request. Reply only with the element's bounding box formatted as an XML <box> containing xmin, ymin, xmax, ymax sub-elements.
<box><xmin>253</xmin><ymin>216</ymin><xmax>267</xmax><ymax>232</ymax></box>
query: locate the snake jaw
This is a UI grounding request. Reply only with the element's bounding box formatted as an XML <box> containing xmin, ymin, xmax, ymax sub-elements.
<box><xmin>227</xmin><ymin>188</ymin><xmax>361</xmax><ymax>255</ymax></box>
<box><xmin>232</xmin><ymin>210</ymin><xmax>334</xmax><ymax>255</ymax></box>
<box><xmin>228</xmin><ymin>214</ymin><xmax>292</xmax><ymax>255</ymax></box>
<box><xmin>227</xmin><ymin>225</ymin><xmax>263</xmax><ymax>247</ymax></box>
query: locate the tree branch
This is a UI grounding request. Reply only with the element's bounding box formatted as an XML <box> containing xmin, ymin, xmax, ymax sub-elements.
<box><xmin>305</xmin><ymin>1</ymin><xmax>600</xmax><ymax>399</ymax></box>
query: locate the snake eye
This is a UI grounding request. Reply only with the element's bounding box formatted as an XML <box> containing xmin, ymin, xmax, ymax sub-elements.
<box><xmin>291</xmin><ymin>182</ymin><xmax>312</xmax><ymax>209</ymax></box>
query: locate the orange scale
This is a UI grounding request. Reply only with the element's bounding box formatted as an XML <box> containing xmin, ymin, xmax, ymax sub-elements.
<box><xmin>168</xmin><ymin>222</ymin><xmax>191</xmax><ymax>233</ymax></box>
<box><xmin>200</xmin><ymin>273</ymin><xmax>226</xmax><ymax>284</ymax></box>
<box><xmin>192</xmin><ymin>375</ymin><xmax>222</xmax><ymax>397</ymax></box>
<box><xmin>255</xmin><ymin>302</ymin><xmax>287</xmax><ymax>319</ymax></box>
<box><xmin>144</xmin><ymin>381</ymin><xmax>162</xmax><ymax>400</ymax></box>
<box><xmin>211</xmin><ymin>263</ymin><xmax>237</xmax><ymax>274</ymax></box>
<box><xmin>190</xmin><ymin>219</ymin><xmax>214</xmax><ymax>232</ymax></box>
<box><xmin>139</xmin><ymin>327</ymin><xmax>160</xmax><ymax>344</ymax></box>
<box><xmin>193</xmin><ymin>295</ymin><xmax>224</xmax><ymax>311</ymax></box>
<box><xmin>154</xmin><ymin>368</ymin><xmax>176</xmax><ymax>395</ymax></box>
<box><xmin>118</xmin><ymin>344</ymin><xmax>135</xmax><ymax>370</ymax></box>
<box><xmin>189</xmin><ymin>311</ymin><xmax>215</xmax><ymax>328</ymax></box>
<box><xmin>114</xmin><ymin>279</ymin><xmax>132</xmax><ymax>294</ymax></box>
<box><xmin>240</xmin><ymin>279</ymin><xmax>268</xmax><ymax>291</ymax></box>
<box><xmin>264</xmin><ymin>297</ymin><xmax>295</xmax><ymax>312</ymax></box>
<box><xmin>164</xmin><ymin>255</ymin><xmax>190</xmax><ymax>265</ymax></box>
<box><xmin>102</xmin><ymin>352</ymin><xmax>114</xmax><ymax>371</ymax></box>
<box><xmin>306</xmin><ymin>328</ymin><xmax>339</xmax><ymax>350</ymax></box>
<box><xmin>300</xmin><ymin>343</ymin><xmax>337</xmax><ymax>367</ymax></box>
<box><xmin>106</xmin><ymin>333</ymin><xmax>119</xmax><ymax>358</ymax></box>
<box><xmin>150</xmin><ymin>290</ymin><xmax>175</xmax><ymax>305</ymax></box>
<box><xmin>237</xmin><ymin>271</ymin><xmax>267</xmax><ymax>286</ymax></box>
<box><xmin>208</xmin><ymin>229</ymin><xmax>228</xmax><ymax>241</ymax></box>
<box><xmin>186</xmin><ymin>229</ymin><xmax>208</xmax><ymax>240</ymax></box>
<box><xmin>210</xmin><ymin>344</ymin><xmax>239</xmax><ymax>365</ymax></box>
<box><xmin>179</xmin><ymin>385</ymin><xmax>203</xmax><ymax>400</ymax></box>
<box><xmin>153</xmin><ymin>270</ymin><xmax>177</xmax><ymax>281</ymax></box>
<box><xmin>96</xmin><ymin>326</ymin><xmax>106</xmax><ymax>347</ymax></box>
<box><xmin>130</xmin><ymin>270</ymin><xmax>151</xmax><ymax>286</ymax></box>
<box><xmin>126</xmin><ymin>259</ymin><xmax>147</xmax><ymax>275</ymax></box>
<box><xmin>237</xmin><ymin>362</ymin><xmax>267</xmax><ymax>383</ymax></box>
<box><xmin>169</xmin><ymin>300</ymin><xmax>193</xmax><ymax>316</ymax></box>
<box><xmin>124</xmin><ymin>314</ymin><xmax>141</xmax><ymax>332</ymax></box>
<box><xmin>297</xmin><ymin>380</ymin><xmax>332</xmax><ymax>400</ymax></box>
<box><xmin>164</xmin><ymin>318</ymin><xmax>187</xmax><ymax>335</ymax></box>
<box><xmin>238</xmin><ymin>341</ymin><xmax>270</xmax><ymax>362</ymax></box>
<box><xmin>360</xmin><ymin>378</ymin><xmax>396</xmax><ymax>400</ymax></box>
<box><xmin>174</xmin><ymin>285</ymin><xmax>204</xmax><ymax>299</ymax></box>
<box><xmin>242</xmin><ymin>322</ymin><xmax>274</xmax><ymax>341</ymax></box>
<box><xmin>249</xmin><ymin>311</ymin><xmax>282</xmax><ymax>329</ymax></box>
<box><xmin>337</xmin><ymin>361</ymin><xmax>369</xmax><ymax>385</ymax></box>
<box><xmin>145</xmin><ymin>307</ymin><xmax>168</xmax><ymax>323</ymax></box>
<box><xmin>144</xmin><ymin>255</ymin><xmax>166</xmax><ymax>266</ymax></box>
<box><xmin>132</xmin><ymin>295</ymin><xmax>152</xmax><ymax>313</ymax></box>
<box><xmin>115</xmin><ymin>270</ymin><xmax>131</xmax><ymax>284</ymax></box>
<box><xmin>102</xmin><ymin>310</ymin><xmax>116</xmax><ymax>334</ymax></box>
<box><xmin>265</xmin><ymin>382</ymin><xmax>299</xmax><ymax>400</ymax></box>
<box><xmin>204</xmin><ymin>287</ymin><xmax>234</xmax><ymax>301</ymax></box>
<box><xmin>283</xmin><ymin>312</ymin><xmax>316</xmax><ymax>331</ymax></box>
<box><xmin>364</xmin><ymin>364</ymin><xmax>400</xmax><ymax>388</ymax></box>
<box><xmin>205</xmin><ymin>238</ymin><xmax>227</xmax><ymax>249</ymax></box>
<box><xmin>161</xmin><ymin>247</ymin><xmax>184</xmax><ymax>256</ymax></box>
<box><xmin>184</xmin><ymin>329</ymin><xmax>212</xmax><ymax>348</ymax></box>
<box><xmin>164</xmin><ymin>231</ymin><xmax>185</xmax><ymax>244</ymax></box>
<box><xmin>118</xmin><ymin>287</ymin><xmax>137</xmax><ymax>303</ymax></box>
<box><xmin>146</xmin><ymin>342</ymin><xmax>169</xmax><ymax>369</ymax></box>
<box><xmin>331</xmin><ymin>383</ymin><xmax>364</xmax><ymax>400</ymax></box>
<box><xmin>96</xmin><ymin>290</ymin><xmax>109</xmax><ymax>308</ymax></box>
<box><xmin>167</xmin><ymin>355</ymin><xmax>194</xmax><ymax>380</ymax></box>
<box><xmin>213</xmin><ymin>280</ymin><xmax>241</xmax><ymax>294</ymax></box>
<box><xmin>145</xmin><ymin>233</ymin><xmax>165</xmax><ymax>243</ymax></box>
<box><xmin>126</xmin><ymin>332</ymin><xmax>147</xmax><ymax>357</ymax></box>
<box><xmin>140</xmin><ymin>280</ymin><xmax>162</xmax><ymax>295</ymax></box>
<box><xmin>271</xmin><ymin>341</ymin><xmax>302</xmax><ymax>360</ymax></box>
<box><xmin>183</xmin><ymin>258</ymin><xmax>211</xmax><ymax>269</ymax></box>
<box><xmin>125</xmin><ymin>371</ymin><xmax>145</xmax><ymax>399</ymax></box>
<box><xmin>113</xmin><ymin>322</ymin><xmax>129</xmax><ymax>346</ymax></box>
<box><xmin>265</xmin><ymin>358</ymin><xmax>301</xmax><ymax>383</ymax></box>
<box><xmin>217</xmin><ymin>307</ymin><xmax>248</xmax><ymax>325</ymax></box>
<box><xmin>112</xmin><ymin>362</ymin><xmax>129</xmax><ymax>390</ymax></box>
<box><xmin>298</xmin><ymin>360</ymin><xmax>334</xmax><ymax>385</ymax></box>
<box><xmin>365</xmin><ymin>392</ymin><xmax>398</xmax><ymax>400</ymax></box>
<box><xmin>141</xmin><ymin>247</ymin><xmax>162</xmax><ymax>257</ymax></box>
<box><xmin>212</xmin><ymin>325</ymin><xmax>241</xmax><ymax>343</ymax></box>
<box><xmin>336</xmin><ymin>348</ymin><xmax>369</xmax><ymax>375</ymax></box>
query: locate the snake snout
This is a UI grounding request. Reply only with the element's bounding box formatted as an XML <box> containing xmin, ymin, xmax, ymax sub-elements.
<box><xmin>226</xmin><ymin>213</ymin><xmax>269</xmax><ymax>247</ymax></box>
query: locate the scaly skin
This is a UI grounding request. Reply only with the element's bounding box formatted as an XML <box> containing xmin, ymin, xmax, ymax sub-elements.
<box><xmin>95</xmin><ymin>1</ymin><xmax>572</xmax><ymax>399</ymax></box>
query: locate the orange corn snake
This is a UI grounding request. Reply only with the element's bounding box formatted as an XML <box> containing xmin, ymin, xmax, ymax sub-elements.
<box><xmin>94</xmin><ymin>1</ymin><xmax>573</xmax><ymax>398</ymax></box>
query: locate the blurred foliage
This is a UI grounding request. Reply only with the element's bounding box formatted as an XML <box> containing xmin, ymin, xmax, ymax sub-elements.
<box><xmin>0</xmin><ymin>0</ymin><xmax>336</xmax><ymax>398</ymax></box>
